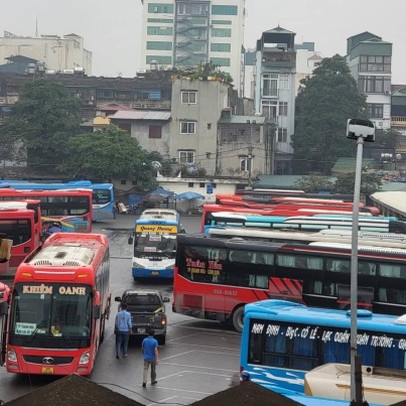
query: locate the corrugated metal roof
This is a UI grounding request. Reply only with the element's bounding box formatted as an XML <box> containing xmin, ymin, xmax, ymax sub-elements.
<box><xmin>111</xmin><ymin>111</ymin><xmax>171</xmax><ymax>120</ymax></box>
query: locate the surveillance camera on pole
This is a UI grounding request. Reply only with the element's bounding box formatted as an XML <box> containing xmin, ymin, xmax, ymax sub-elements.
<box><xmin>346</xmin><ymin>118</ymin><xmax>375</xmax><ymax>142</ymax></box>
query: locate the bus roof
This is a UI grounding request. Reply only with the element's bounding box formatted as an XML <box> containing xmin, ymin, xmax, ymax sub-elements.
<box><xmin>139</xmin><ymin>209</ymin><xmax>179</xmax><ymax>222</ymax></box>
<box><xmin>244</xmin><ymin>299</ymin><xmax>406</xmax><ymax>334</ymax></box>
<box><xmin>208</xmin><ymin>227</ymin><xmax>406</xmax><ymax>248</ymax></box>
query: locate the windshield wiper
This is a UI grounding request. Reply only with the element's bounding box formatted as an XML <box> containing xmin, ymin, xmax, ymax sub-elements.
<box><xmin>25</xmin><ymin>320</ymin><xmax>48</xmax><ymax>344</ymax></box>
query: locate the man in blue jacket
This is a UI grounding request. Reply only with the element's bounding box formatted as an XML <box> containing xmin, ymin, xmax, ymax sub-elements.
<box><xmin>115</xmin><ymin>302</ymin><xmax>132</xmax><ymax>359</ymax></box>
<box><xmin>141</xmin><ymin>329</ymin><xmax>159</xmax><ymax>387</ymax></box>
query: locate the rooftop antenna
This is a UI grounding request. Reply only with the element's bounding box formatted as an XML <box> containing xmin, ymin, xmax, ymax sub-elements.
<box><xmin>35</xmin><ymin>17</ymin><xmax>39</xmax><ymax>38</ymax></box>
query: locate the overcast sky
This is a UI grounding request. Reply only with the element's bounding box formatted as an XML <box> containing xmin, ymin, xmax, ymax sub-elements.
<box><xmin>1</xmin><ymin>0</ymin><xmax>405</xmax><ymax>83</ymax></box>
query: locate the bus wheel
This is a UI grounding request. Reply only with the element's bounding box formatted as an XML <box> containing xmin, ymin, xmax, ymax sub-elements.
<box><xmin>100</xmin><ymin>316</ymin><xmax>106</xmax><ymax>342</ymax></box>
<box><xmin>232</xmin><ymin>307</ymin><xmax>244</xmax><ymax>333</ymax></box>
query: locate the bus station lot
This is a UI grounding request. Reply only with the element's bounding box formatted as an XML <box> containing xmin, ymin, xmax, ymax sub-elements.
<box><xmin>0</xmin><ymin>215</ymin><xmax>243</xmax><ymax>405</ymax></box>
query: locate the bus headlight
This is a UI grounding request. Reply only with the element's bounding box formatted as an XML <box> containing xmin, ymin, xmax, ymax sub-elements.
<box><xmin>133</xmin><ymin>261</ymin><xmax>145</xmax><ymax>268</ymax></box>
<box><xmin>165</xmin><ymin>265</ymin><xmax>174</xmax><ymax>270</ymax></box>
<box><xmin>79</xmin><ymin>351</ymin><xmax>90</xmax><ymax>365</ymax></box>
<box><xmin>7</xmin><ymin>349</ymin><xmax>17</xmax><ymax>362</ymax></box>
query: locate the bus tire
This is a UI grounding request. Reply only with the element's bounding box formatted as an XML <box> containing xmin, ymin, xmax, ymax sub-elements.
<box><xmin>100</xmin><ymin>316</ymin><xmax>106</xmax><ymax>342</ymax></box>
<box><xmin>232</xmin><ymin>306</ymin><xmax>244</xmax><ymax>333</ymax></box>
<box><xmin>157</xmin><ymin>335</ymin><xmax>166</xmax><ymax>345</ymax></box>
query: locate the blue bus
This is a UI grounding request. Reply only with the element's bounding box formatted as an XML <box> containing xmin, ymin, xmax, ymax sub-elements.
<box><xmin>128</xmin><ymin>209</ymin><xmax>181</xmax><ymax>279</ymax></box>
<box><xmin>0</xmin><ymin>180</ymin><xmax>115</xmax><ymax>221</ymax></box>
<box><xmin>240</xmin><ymin>299</ymin><xmax>406</xmax><ymax>404</ymax></box>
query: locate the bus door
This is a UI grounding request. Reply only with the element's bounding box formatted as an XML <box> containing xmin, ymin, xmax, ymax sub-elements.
<box><xmin>0</xmin><ymin>283</ymin><xmax>10</xmax><ymax>365</ymax></box>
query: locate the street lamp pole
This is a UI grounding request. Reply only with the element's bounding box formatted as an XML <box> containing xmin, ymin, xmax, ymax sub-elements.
<box><xmin>346</xmin><ymin>118</ymin><xmax>375</xmax><ymax>406</ymax></box>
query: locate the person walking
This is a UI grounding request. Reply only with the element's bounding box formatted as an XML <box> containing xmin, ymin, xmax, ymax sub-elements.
<box><xmin>141</xmin><ymin>329</ymin><xmax>159</xmax><ymax>387</ymax></box>
<box><xmin>115</xmin><ymin>302</ymin><xmax>132</xmax><ymax>359</ymax></box>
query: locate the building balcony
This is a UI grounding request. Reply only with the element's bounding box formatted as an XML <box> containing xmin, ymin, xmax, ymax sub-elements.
<box><xmin>261</xmin><ymin>51</ymin><xmax>296</xmax><ymax>69</ymax></box>
<box><xmin>391</xmin><ymin>116</ymin><xmax>406</xmax><ymax>127</ymax></box>
<box><xmin>132</xmin><ymin>100</ymin><xmax>171</xmax><ymax>110</ymax></box>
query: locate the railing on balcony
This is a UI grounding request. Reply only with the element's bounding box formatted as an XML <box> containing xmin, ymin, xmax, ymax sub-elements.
<box><xmin>391</xmin><ymin>116</ymin><xmax>406</xmax><ymax>127</ymax></box>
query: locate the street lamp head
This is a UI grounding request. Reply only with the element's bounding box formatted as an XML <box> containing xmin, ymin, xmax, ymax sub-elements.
<box><xmin>346</xmin><ymin>118</ymin><xmax>375</xmax><ymax>142</ymax></box>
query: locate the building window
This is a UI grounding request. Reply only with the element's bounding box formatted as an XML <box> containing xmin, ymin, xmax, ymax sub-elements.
<box><xmin>262</xmin><ymin>101</ymin><xmax>278</xmax><ymax>121</ymax></box>
<box><xmin>359</xmin><ymin>55</ymin><xmax>391</xmax><ymax>73</ymax></box>
<box><xmin>277</xmin><ymin>128</ymin><xmax>288</xmax><ymax>143</ymax></box>
<box><xmin>147</xmin><ymin>26</ymin><xmax>173</xmax><ymax>36</ymax></box>
<box><xmin>367</xmin><ymin>104</ymin><xmax>384</xmax><ymax>119</ymax></box>
<box><xmin>180</xmin><ymin>121</ymin><xmax>196</xmax><ymax>134</ymax></box>
<box><xmin>181</xmin><ymin>90</ymin><xmax>197</xmax><ymax>104</ymax></box>
<box><xmin>240</xmin><ymin>156</ymin><xmax>252</xmax><ymax>172</ymax></box>
<box><xmin>210</xmin><ymin>57</ymin><xmax>230</xmax><ymax>67</ymax></box>
<box><xmin>179</xmin><ymin>150</ymin><xmax>195</xmax><ymax>164</ymax></box>
<box><xmin>211</xmin><ymin>20</ymin><xmax>232</xmax><ymax>25</ymax></box>
<box><xmin>211</xmin><ymin>28</ymin><xmax>231</xmax><ymax>38</ymax></box>
<box><xmin>211</xmin><ymin>5</ymin><xmax>238</xmax><ymax>15</ymax></box>
<box><xmin>148</xmin><ymin>3</ymin><xmax>174</xmax><ymax>13</ymax></box>
<box><xmin>147</xmin><ymin>18</ymin><xmax>173</xmax><ymax>23</ymax></box>
<box><xmin>149</xmin><ymin>125</ymin><xmax>162</xmax><ymax>139</ymax></box>
<box><xmin>211</xmin><ymin>43</ymin><xmax>231</xmax><ymax>52</ymax></box>
<box><xmin>207</xmin><ymin>123</ymin><xmax>211</xmax><ymax>129</ymax></box>
<box><xmin>358</xmin><ymin>76</ymin><xmax>391</xmax><ymax>94</ymax></box>
<box><xmin>146</xmin><ymin>55</ymin><xmax>172</xmax><ymax>65</ymax></box>
<box><xmin>278</xmin><ymin>102</ymin><xmax>288</xmax><ymax>116</ymax></box>
<box><xmin>147</xmin><ymin>41</ymin><xmax>172</xmax><ymax>50</ymax></box>
<box><xmin>279</xmin><ymin>74</ymin><xmax>289</xmax><ymax>90</ymax></box>
<box><xmin>262</xmin><ymin>74</ymin><xmax>278</xmax><ymax>97</ymax></box>
<box><xmin>121</xmin><ymin>179</ymin><xmax>126</xmax><ymax>185</ymax></box>
<box><xmin>199</xmin><ymin>183</ymin><xmax>205</xmax><ymax>188</ymax></box>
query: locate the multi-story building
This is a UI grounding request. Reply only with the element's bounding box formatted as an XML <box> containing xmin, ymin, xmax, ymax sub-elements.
<box><xmin>346</xmin><ymin>32</ymin><xmax>392</xmax><ymax>130</ymax></box>
<box><xmin>294</xmin><ymin>42</ymin><xmax>322</xmax><ymax>95</ymax></box>
<box><xmin>139</xmin><ymin>0</ymin><xmax>245</xmax><ymax>95</ymax></box>
<box><xmin>253</xmin><ymin>26</ymin><xmax>297</xmax><ymax>174</ymax></box>
<box><xmin>0</xmin><ymin>31</ymin><xmax>92</xmax><ymax>75</ymax></box>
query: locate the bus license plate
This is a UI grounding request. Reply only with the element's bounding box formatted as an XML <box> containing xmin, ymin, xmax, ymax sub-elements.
<box><xmin>42</xmin><ymin>366</ymin><xmax>54</xmax><ymax>374</ymax></box>
<box><xmin>138</xmin><ymin>328</ymin><xmax>146</xmax><ymax>334</ymax></box>
<box><xmin>151</xmin><ymin>271</ymin><xmax>159</xmax><ymax>275</ymax></box>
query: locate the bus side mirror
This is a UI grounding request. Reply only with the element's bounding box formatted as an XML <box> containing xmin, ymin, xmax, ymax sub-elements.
<box><xmin>93</xmin><ymin>291</ymin><xmax>101</xmax><ymax>319</ymax></box>
<box><xmin>128</xmin><ymin>235</ymin><xmax>133</xmax><ymax>245</ymax></box>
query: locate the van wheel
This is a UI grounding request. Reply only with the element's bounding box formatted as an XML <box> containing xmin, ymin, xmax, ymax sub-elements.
<box><xmin>158</xmin><ymin>335</ymin><xmax>166</xmax><ymax>345</ymax></box>
<box><xmin>232</xmin><ymin>307</ymin><xmax>244</xmax><ymax>333</ymax></box>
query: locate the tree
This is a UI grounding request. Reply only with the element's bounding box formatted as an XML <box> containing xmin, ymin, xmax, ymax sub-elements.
<box><xmin>294</xmin><ymin>173</ymin><xmax>334</xmax><ymax>193</ymax></box>
<box><xmin>334</xmin><ymin>171</ymin><xmax>382</xmax><ymax>195</ymax></box>
<box><xmin>0</xmin><ymin>80</ymin><xmax>82</xmax><ymax>170</ymax></box>
<box><xmin>291</xmin><ymin>55</ymin><xmax>367</xmax><ymax>175</ymax></box>
<box><xmin>59</xmin><ymin>125</ymin><xmax>159</xmax><ymax>190</ymax></box>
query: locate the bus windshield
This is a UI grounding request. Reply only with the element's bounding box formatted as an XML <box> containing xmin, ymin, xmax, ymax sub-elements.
<box><xmin>9</xmin><ymin>283</ymin><xmax>92</xmax><ymax>344</ymax></box>
<box><xmin>134</xmin><ymin>234</ymin><xmax>177</xmax><ymax>257</ymax></box>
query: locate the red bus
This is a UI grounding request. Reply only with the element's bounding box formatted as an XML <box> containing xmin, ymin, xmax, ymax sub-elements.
<box><xmin>201</xmin><ymin>204</ymin><xmax>375</xmax><ymax>232</ymax></box>
<box><xmin>215</xmin><ymin>193</ymin><xmax>380</xmax><ymax>215</ymax></box>
<box><xmin>174</xmin><ymin>234</ymin><xmax>406</xmax><ymax>332</ymax></box>
<box><xmin>0</xmin><ymin>188</ymin><xmax>93</xmax><ymax>233</ymax></box>
<box><xmin>0</xmin><ymin>207</ymin><xmax>39</xmax><ymax>282</ymax></box>
<box><xmin>5</xmin><ymin>232</ymin><xmax>111</xmax><ymax>375</ymax></box>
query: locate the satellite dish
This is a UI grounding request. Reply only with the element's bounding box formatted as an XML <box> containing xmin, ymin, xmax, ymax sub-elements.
<box><xmin>151</xmin><ymin>161</ymin><xmax>162</xmax><ymax>170</ymax></box>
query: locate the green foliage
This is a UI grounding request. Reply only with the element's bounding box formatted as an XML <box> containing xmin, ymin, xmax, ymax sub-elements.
<box><xmin>294</xmin><ymin>171</ymin><xmax>382</xmax><ymax>195</ymax></box>
<box><xmin>172</xmin><ymin>61</ymin><xmax>233</xmax><ymax>83</ymax></box>
<box><xmin>334</xmin><ymin>171</ymin><xmax>382</xmax><ymax>195</ymax></box>
<box><xmin>294</xmin><ymin>173</ymin><xmax>334</xmax><ymax>193</ymax></box>
<box><xmin>291</xmin><ymin>55</ymin><xmax>367</xmax><ymax>175</ymax></box>
<box><xmin>0</xmin><ymin>80</ymin><xmax>82</xmax><ymax>169</ymax></box>
<box><xmin>59</xmin><ymin>125</ymin><xmax>159</xmax><ymax>190</ymax></box>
